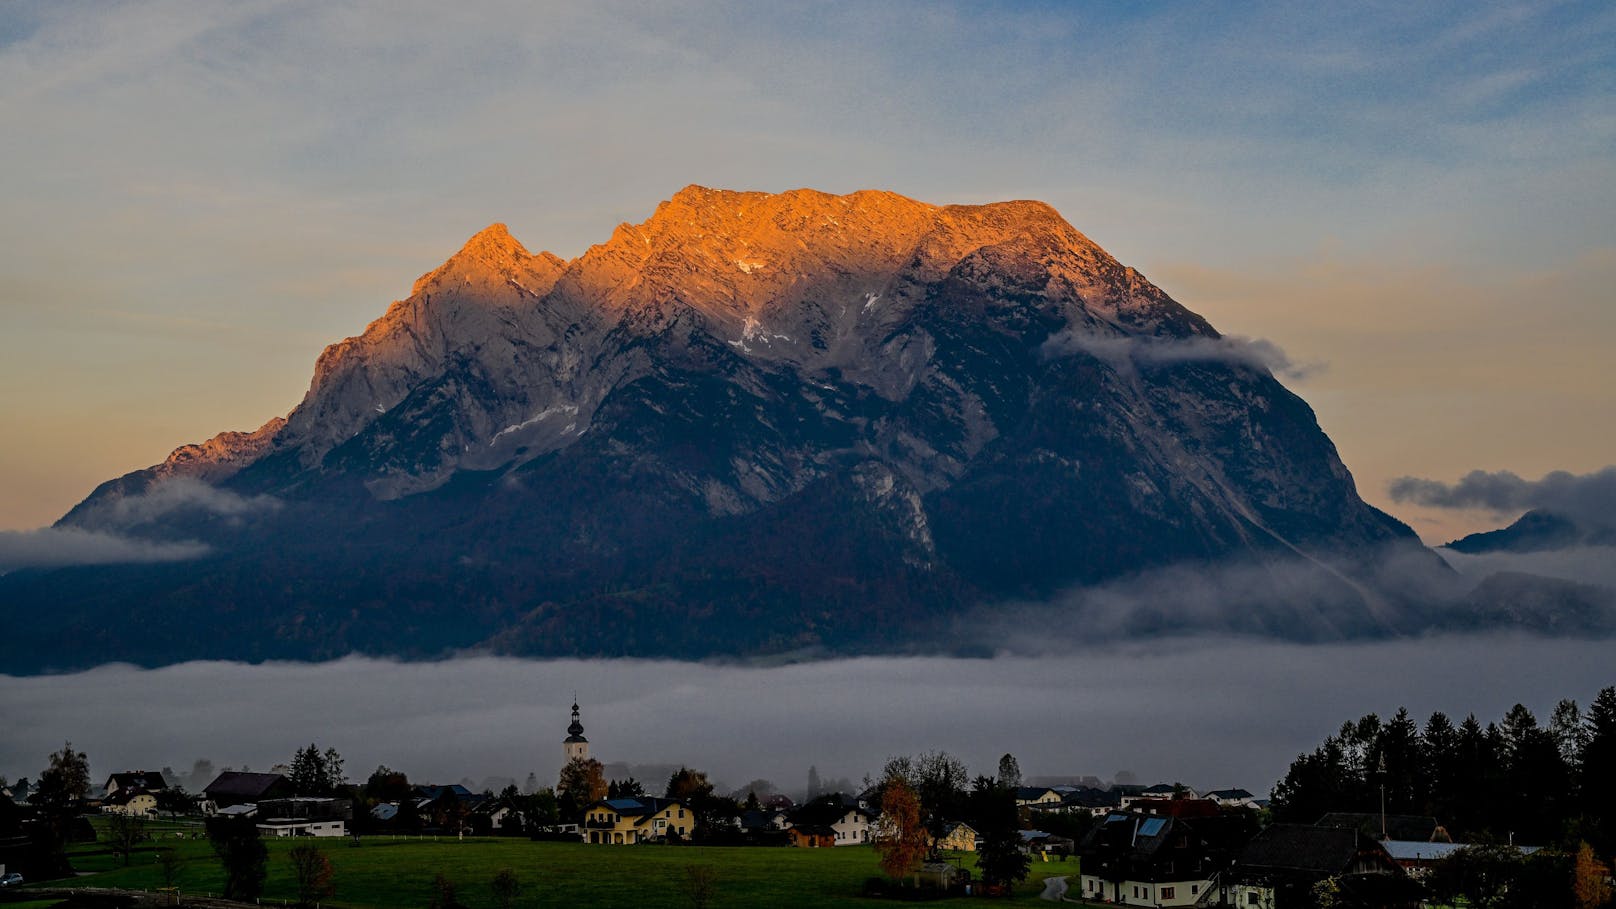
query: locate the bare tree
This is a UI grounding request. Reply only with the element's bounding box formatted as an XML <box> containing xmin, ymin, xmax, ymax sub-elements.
<box><xmin>157</xmin><ymin>848</ymin><xmax>182</xmax><ymax>904</ymax></box>
<box><xmin>288</xmin><ymin>843</ymin><xmax>334</xmax><ymax>907</ymax></box>
<box><xmin>680</xmin><ymin>864</ymin><xmax>718</xmax><ymax>909</ymax></box>
<box><xmin>104</xmin><ymin>811</ymin><xmax>147</xmax><ymax>866</ymax></box>
<box><xmin>491</xmin><ymin>868</ymin><xmax>523</xmax><ymax>909</ymax></box>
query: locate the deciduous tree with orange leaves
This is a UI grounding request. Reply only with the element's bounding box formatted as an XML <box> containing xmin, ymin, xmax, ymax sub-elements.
<box><xmin>1574</xmin><ymin>842</ymin><xmax>1612</xmax><ymax>909</ymax></box>
<box><xmin>875</xmin><ymin>777</ymin><xmax>928</xmax><ymax>885</ymax></box>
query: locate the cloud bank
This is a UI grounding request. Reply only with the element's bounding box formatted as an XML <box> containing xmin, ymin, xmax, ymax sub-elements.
<box><xmin>1042</xmin><ymin>332</ymin><xmax>1324</xmax><ymax>381</ymax></box>
<box><xmin>3</xmin><ymin>637</ymin><xmax>1610</xmax><ymax>802</ymax></box>
<box><xmin>0</xmin><ymin>478</ymin><xmax>276</xmax><ymax>571</ymax></box>
<box><xmin>82</xmin><ymin>476</ymin><xmax>280</xmax><ymax>531</ymax></box>
<box><xmin>1389</xmin><ymin>466</ymin><xmax>1616</xmax><ymax>525</ymax></box>
<box><xmin>1437</xmin><ymin>546</ymin><xmax>1616</xmax><ymax>592</ymax></box>
<box><xmin>0</xmin><ymin>525</ymin><xmax>208</xmax><ymax>571</ymax></box>
<box><xmin>954</xmin><ymin>542</ymin><xmax>1475</xmax><ymax>652</ymax></box>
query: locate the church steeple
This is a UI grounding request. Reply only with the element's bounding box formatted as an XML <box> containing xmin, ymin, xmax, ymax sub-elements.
<box><xmin>564</xmin><ymin>699</ymin><xmax>589</xmax><ymax>764</ymax></box>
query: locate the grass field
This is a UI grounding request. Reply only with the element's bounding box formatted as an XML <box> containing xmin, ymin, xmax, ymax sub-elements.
<box><xmin>33</xmin><ymin>829</ymin><xmax>1089</xmax><ymax>908</ymax></box>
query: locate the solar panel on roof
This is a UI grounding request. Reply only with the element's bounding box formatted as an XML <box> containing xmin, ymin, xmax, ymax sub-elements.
<box><xmin>1138</xmin><ymin>817</ymin><xmax>1166</xmax><ymax>837</ymax></box>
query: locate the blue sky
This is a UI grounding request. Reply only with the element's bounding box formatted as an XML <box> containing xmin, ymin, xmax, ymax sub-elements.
<box><xmin>1</xmin><ymin>0</ymin><xmax>1612</xmax><ymax>541</ymax></box>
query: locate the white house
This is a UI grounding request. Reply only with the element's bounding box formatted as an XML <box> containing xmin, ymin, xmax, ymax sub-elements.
<box><xmin>258</xmin><ymin>818</ymin><xmax>347</xmax><ymax>837</ymax></box>
<box><xmin>830</xmin><ymin>806</ymin><xmax>874</xmax><ymax>845</ymax></box>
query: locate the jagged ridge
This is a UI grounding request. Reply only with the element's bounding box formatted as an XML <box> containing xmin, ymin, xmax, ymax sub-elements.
<box><xmin>15</xmin><ymin>185</ymin><xmax>1448</xmax><ymax>672</ymax></box>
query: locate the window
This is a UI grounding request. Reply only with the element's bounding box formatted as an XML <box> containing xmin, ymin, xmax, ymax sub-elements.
<box><xmin>1162</xmin><ymin>887</ymin><xmax>1175</xmax><ymax>899</ymax></box>
<box><xmin>1191</xmin><ymin>885</ymin><xmax>1198</xmax><ymax>895</ymax></box>
<box><xmin>1248</xmin><ymin>893</ymin><xmax>1260</xmax><ymax>905</ymax></box>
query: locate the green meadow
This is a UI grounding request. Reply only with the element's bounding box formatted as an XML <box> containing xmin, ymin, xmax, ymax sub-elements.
<box><xmin>35</xmin><ymin>833</ymin><xmax>1087</xmax><ymax>908</ymax></box>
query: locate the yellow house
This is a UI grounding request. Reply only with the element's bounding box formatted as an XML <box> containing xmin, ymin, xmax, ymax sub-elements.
<box><xmin>582</xmin><ymin>797</ymin><xmax>692</xmax><ymax>844</ymax></box>
<box><xmin>935</xmin><ymin>822</ymin><xmax>978</xmax><ymax>852</ymax></box>
<box><xmin>103</xmin><ymin>788</ymin><xmax>158</xmax><ymax>817</ymax></box>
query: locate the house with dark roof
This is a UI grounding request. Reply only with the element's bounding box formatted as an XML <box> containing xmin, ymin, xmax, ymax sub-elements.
<box><xmin>1314</xmin><ymin>812</ymin><xmax>1451</xmax><ymax>843</ymax></box>
<box><xmin>1059</xmin><ymin>787</ymin><xmax>1121</xmax><ymax>817</ymax></box>
<box><xmin>1206</xmin><ymin>788</ymin><xmax>1258</xmax><ymax>808</ymax></box>
<box><xmin>1230</xmin><ymin>823</ymin><xmax>1413</xmax><ymax>908</ymax></box>
<box><xmin>581</xmin><ymin>797</ymin><xmax>692</xmax><ymax>844</ymax></box>
<box><xmin>413</xmin><ymin>784</ymin><xmax>478</xmax><ymax>803</ymax></box>
<box><xmin>787</xmin><ymin>824</ymin><xmax>837</xmax><ymax>848</ymax></box>
<box><xmin>1076</xmin><ymin>811</ymin><xmax>1234</xmax><ymax>906</ymax></box>
<box><xmin>1014</xmin><ymin>786</ymin><xmax>1063</xmax><ymax>809</ymax></box>
<box><xmin>203</xmin><ymin>771</ymin><xmax>292</xmax><ymax>809</ymax></box>
<box><xmin>936</xmin><ymin>821</ymin><xmax>977</xmax><ymax>852</ymax></box>
<box><xmin>470</xmin><ymin>796</ymin><xmax>520</xmax><ymax>834</ymax></box>
<box><xmin>736</xmin><ymin>807</ymin><xmax>791</xmax><ymax>839</ymax></box>
<box><xmin>790</xmin><ymin>795</ymin><xmax>875</xmax><ymax>846</ymax></box>
<box><xmin>102</xmin><ymin>787</ymin><xmax>158</xmax><ymax>817</ymax></box>
<box><xmin>104</xmin><ymin>771</ymin><xmax>167</xmax><ymax>798</ymax></box>
<box><xmin>1133</xmin><ymin>798</ymin><xmax>1222</xmax><ymax>819</ymax></box>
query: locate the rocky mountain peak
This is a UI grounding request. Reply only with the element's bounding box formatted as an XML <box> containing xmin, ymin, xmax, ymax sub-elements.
<box><xmin>22</xmin><ymin>184</ymin><xmax>1473</xmax><ymax>673</ymax></box>
<box><xmin>547</xmin><ymin>185</ymin><xmax>1113</xmax><ymax>330</ymax></box>
<box><xmin>409</xmin><ymin>222</ymin><xmax>564</xmax><ymax>297</ymax></box>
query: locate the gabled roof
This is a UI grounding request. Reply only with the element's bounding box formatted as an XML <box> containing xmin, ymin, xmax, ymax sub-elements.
<box><xmin>204</xmin><ymin>772</ymin><xmax>289</xmax><ymax>800</ymax></box>
<box><xmin>1133</xmin><ymin>797</ymin><xmax>1221</xmax><ymax>818</ymax></box>
<box><xmin>1079</xmin><ymin>811</ymin><xmax>1184</xmax><ymax>858</ymax></box>
<box><xmin>105</xmin><ymin>787</ymin><xmax>156</xmax><ymax>806</ymax></box>
<box><xmin>1063</xmin><ymin>787</ymin><xmax>1120</xmax><ymax>808</ymax></box>
<box><xmin>588</xmin><ymin>796</ymin><xmax>683</xmax><ymax>824</ymax></box>
<box><xmin>1239</xmin><ymin>824</ymin><xmax>1383</xmax><ymax>874</ymax></box>
<box><xmin>107</xmin><ymin>771</ymin><xmax>167</xmax><ymax>792</ymax></box>
<box><xmin>791</xmin><ymin>795</ymin><xmax>874</xmax><ymax>827</ymax></box>
<box><xmin>1015</xmin><ymin>786</ymin><xmax>1058</xmax><ymax>801</ymax></box>
<box><xmin>415</xmin><ymin>784</ymin><xmax>476</xmax><ymax>801</ymax></box>
<box><xmin>738</xmin><ymin>808</ymin><xmax>782</xmax><ymax>830</ymax></box>
<box><xmin>1207</xmin><ymin>788</ymin><xmax>1255</xmax><ymax>800</ymax></box>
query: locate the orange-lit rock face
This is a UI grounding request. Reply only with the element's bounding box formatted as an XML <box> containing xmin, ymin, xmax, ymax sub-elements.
<box><xmin>44</xmin><ymin>184</ymin><xmax>1437</xmax><ymax>663</ymax></box>
<box><xmin>555</xmin><ymin>185</ymin><xmax>1101</xmax><ymax>324</ymax></box>
<box><xmin>134</xmin><ymin>185</ymin><xmax>1211</xmax><ymax>498</ymax></box>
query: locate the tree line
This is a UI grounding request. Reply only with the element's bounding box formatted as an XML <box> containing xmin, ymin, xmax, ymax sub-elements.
<box><xmin>1270</xmin><ymin>686</ymin><xmax>1616</xmax><ymax>851</ymax></box>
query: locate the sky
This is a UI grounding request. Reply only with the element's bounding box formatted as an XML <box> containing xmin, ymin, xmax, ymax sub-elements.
<box><xmin>1</xmin><ymin>1</ymin><xmax>1614</xmax><ymax>544</ymax></box>
<box><xmin>4</xmin><ymin>636</ymin><xmax>1612</xmax><ymax>797</ymax></box>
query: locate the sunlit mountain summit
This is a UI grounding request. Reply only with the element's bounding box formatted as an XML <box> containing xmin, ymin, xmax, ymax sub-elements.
<box><xmin>5</xmin><ymin>186</ymin><xmax>1605</xmax><ymax>672</ymax></box>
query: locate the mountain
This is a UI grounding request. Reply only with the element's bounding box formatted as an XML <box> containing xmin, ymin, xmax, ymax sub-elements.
<box><xmin>4</xmin><ymin>186</ymin><xmax>1449</xmax><ymax>672</ymax></box>
<box><xmin>1445</xmin><ymin>509</ymin><xmax>1616</xmax><ymax>554</ymax></box>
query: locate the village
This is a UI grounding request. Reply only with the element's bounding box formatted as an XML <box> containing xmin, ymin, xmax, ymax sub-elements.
<box><xmin>5</xmin><ymin>694</ymin><xmax>1604</xmax><ymax>909</ymax></box>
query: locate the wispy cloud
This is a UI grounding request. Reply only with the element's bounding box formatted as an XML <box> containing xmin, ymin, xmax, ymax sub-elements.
<box><xmin>1042</xmin><ymin>331</ymin><xmax>1324</xmax><ymax>381</ymax></box>
<box><xmin>1389</xmin><ymin>466</ymin><xmax>1616</xmax><ymax>525</ymax></box>
<box><xmin>0</xmin><ymin>525</ymin><xmax>208</xmax><ymax>571</ymax></box>
<box><xmin>1437</xmin><ymin>545</ymin><xmax>1616</xmax><ymax>591</ymax></box>
<box><xmin>952</xmin><ymin>542</ymin><xmax>1475</xmax><ymax>651</ymax></box>
<box><xmin>66</xmin><ymin>477</ymin><xmax>280</xmax><ymax>532</ymax></box>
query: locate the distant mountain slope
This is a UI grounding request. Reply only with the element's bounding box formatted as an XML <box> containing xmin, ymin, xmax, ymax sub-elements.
<box><xmin>1</xmin><ymin>186</ymin><xmax>1483</xmax><ymax>672</ymax></box>
<box><xmin>1445</xmin><ymin>509</ymin><xmax>1616</xmax><ymax>554</ymax></box>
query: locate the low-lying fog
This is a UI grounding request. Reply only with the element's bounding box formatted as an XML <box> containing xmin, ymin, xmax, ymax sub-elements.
<box><xmin>3</xmin><ymin>634</ymin><xmax>1611</xmax><ymax>797</ymax></box>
